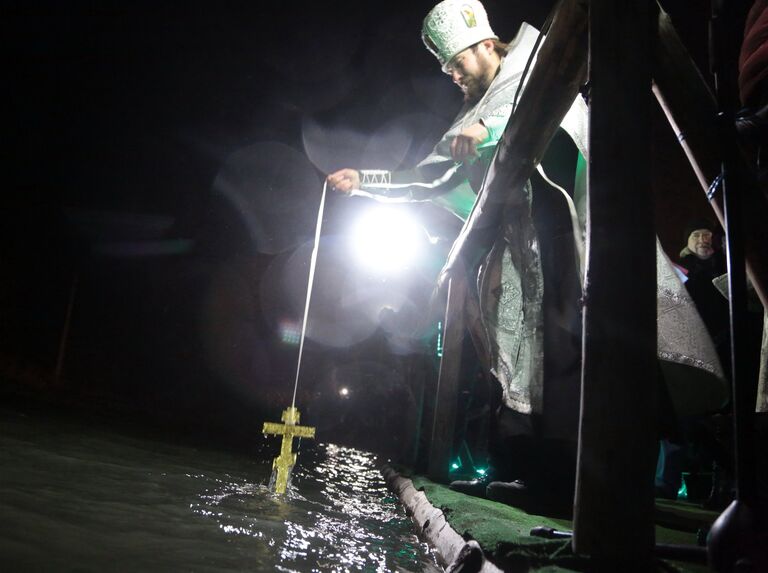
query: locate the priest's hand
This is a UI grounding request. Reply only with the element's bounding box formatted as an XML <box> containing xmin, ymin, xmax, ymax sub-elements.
<box><xmin>450</xmin><ymin>123</ymin><xmax>489</xmax><ymax>162</ymax></box>
<box><xmin>326</xmin><ymin>169</ymin><xmax>360</xmax><ymax>193</ymax></box>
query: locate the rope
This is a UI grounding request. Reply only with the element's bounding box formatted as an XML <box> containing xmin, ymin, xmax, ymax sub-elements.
<box><xmin>291</xmin><ymin>182</ymin><xmax>327</xmax><ymax>409</ymax></box>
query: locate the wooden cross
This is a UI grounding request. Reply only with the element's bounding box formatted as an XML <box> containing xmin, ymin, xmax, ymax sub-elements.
<box><xmin>262</xmin><ymin>406</ymin><xmax>315</xmax><ymax>494</ymax></box>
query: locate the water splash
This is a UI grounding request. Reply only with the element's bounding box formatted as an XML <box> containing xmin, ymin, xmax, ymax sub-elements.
<box><xmin>0</xmin><ymin>407</ymin><xmax>438</xmax><ymax>572</ymax></box>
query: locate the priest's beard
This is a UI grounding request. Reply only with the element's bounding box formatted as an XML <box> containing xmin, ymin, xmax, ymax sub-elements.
<box><xmin>462</xmin><ymin>60</ymin><xmax>497</xmax><ymax>104</ymax></box>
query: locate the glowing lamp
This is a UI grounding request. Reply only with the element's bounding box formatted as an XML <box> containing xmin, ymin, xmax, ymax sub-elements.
<box><xmin>350</xmin><ymin>207</ymin><xmax>425</xmax><ymax>273</ymax></box>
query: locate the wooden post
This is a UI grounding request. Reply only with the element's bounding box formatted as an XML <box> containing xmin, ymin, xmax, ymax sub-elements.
<box><xmin>463</xmin><ymin>284</ymin><xmax>491</xmax><ymax>375</ymax></box>
<box><xmin>427</xmin><ymin>275</ymin><xmax>467</xmax><ymax>482</ymax></box>
<box><xmin>572</xmin><ymin>0</ymin><xmax>657</xmax><ymax>564</ymax></box>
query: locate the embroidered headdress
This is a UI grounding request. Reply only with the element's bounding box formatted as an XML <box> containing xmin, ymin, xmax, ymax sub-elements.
<box><xmin>422</xmin><ymin>0</ymin><xmax>498</xmax><ymax>71</ymax></box>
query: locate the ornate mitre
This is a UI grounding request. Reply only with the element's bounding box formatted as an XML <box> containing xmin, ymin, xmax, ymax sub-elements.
<box><xmin>422</xmin><ymin>0</ymin><xmax>498</xmax><ymax>71</ymax></box>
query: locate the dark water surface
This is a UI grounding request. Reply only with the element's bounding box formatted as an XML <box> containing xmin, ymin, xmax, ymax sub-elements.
<box><xmin>0</xmin><ymin>406</ymin><xmax>438</xmax><ymax>572</ymax></box>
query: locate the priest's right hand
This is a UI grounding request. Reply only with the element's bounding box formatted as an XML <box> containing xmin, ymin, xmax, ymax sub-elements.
<box><xmin>326</xmin><ymin>169</ymin><xmax>360</xmax><ymax>193</ymax></box>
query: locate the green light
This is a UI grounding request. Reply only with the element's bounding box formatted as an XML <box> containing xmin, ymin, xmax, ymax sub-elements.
<box><xmin>436</xmin><ymin>321</ymin><xmax>443</xmax><ymax>358</ymax></box>
<box><xmin>677</xmin><ymin>473</ymin><xmax>689</xmax><ymax>500</ymax></box>
<box><xmin>449</xmin><ymin>456</ymin><xmax>462</xmax><ymax>472</ymax></box>
<box><xmin>451</xmin><ymin>463</ymin><xmax>459</xmax><ymax>470</ymax></box>
<box><xmin>475</xmin><ymin>467</ymin><xmax>487</xmax><ymax>476</ymax></box>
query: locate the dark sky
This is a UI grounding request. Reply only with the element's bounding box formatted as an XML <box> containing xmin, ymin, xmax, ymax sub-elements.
<box><xmin>4</xmin><ymin>0</ymin><xmax>713</xmax><ymax>226</ymax></box>
<box><xmin>1</xmin><ymin>0</ymin><xmax>725</xmax><ymax>449</ymax></box>
<box><xmin>4</xmin><ymin>0</ymin><xmax>715</xmax><ymax>230</ymax></box>
<box><xmin>6</xmin><ymin>0</ymin><xmax>537</xmax><ymax>216</ymax></box>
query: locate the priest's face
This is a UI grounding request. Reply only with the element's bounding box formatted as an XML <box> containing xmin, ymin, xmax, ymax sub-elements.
<box><xmin>445</xmin><ymin>40</ymin><xmax>499</xmax><ymax>103</ymax></box>
<box><xmin>687</xmin><ymin>229</ymin><xmax>714</xmax><ymax>259</ymax></box>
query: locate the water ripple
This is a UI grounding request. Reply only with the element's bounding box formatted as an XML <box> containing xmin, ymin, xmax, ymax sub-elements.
<box><xmin>0</xmin><ymin>408</ymin><xmax>438</xmax><ymax>572</ymax></box>
<box><xmin>191</xmin><ymin>442</ymin><xmax>437</xmax><ymax>572</ymax></box>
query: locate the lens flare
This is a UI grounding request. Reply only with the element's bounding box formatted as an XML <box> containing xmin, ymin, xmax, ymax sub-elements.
<box><xmin>279</xmin><ymin>320</ymin><xmax>301</xmax><ymax>346</ymax></box>
<box><xmin>349</xmin><ymin>207</ymin><xmax>425</xmax><ymax>273</ymax></box>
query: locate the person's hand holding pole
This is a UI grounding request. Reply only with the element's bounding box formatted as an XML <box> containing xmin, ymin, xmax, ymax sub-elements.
<box><xmin>326</xmin><ymin>169</ymin><xmax>361</xmax><ymax>193</ymax></box>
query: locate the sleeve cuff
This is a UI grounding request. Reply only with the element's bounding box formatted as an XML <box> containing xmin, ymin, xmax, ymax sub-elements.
<box><xmin>359</xmin><ymin>169</ymin><xmax>392</xmax><ymax>190</ymax></box>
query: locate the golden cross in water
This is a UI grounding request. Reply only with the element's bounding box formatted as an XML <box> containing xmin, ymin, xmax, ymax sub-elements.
<box><xmin>262</xmin><ymin>406</ymin><xmax>315</xmax><ymax>494</ymax></box>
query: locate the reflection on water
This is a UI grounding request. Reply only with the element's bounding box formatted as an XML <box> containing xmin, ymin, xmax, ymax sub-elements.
<box><xmin>0</xmin><ymin>407</ymin><xmax>438</xmax><ymax>572</ymax></box>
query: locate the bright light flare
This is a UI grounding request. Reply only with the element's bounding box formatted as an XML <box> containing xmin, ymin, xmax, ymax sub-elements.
<box><xmin>350</xmin><ymin>207</ymin><xmax>425</xmax><ymax>273</ymax></box>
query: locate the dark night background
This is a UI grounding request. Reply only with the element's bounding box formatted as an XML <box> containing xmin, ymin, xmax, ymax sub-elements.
<box><xmin>2</xmin><ymin>1</ymin><xmax>719</xmax><ymax>455</ymax></box>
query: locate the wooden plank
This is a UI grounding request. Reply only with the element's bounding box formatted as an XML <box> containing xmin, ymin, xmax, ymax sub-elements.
<box><xmin>571</xmin><ymin>0</ymin><xmax>657</xmax><ymax>564</ymax></box>
<box><xmin>381</xmin><ymin>465</ymin><xmax>503</xmax><ymax>572</ymax></box>
<box><xmin>427</xmin><ymin>275</ymin><xmax>467</xmax><ymax>482</ymax></box>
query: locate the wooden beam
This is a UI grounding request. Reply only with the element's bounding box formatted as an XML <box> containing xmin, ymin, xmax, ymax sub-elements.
<box><xmin>572</xmin><ymin>0</ymin><xmax>657</xmax><ymax>564</ymax></box>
